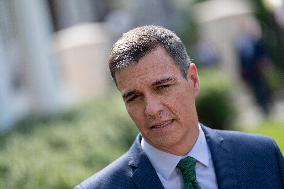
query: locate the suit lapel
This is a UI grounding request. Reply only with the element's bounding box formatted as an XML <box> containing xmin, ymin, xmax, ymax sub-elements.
<box><xmin>128</xmin><ymin>135</ymin><xmax>165</xmax><ymax>189</ymax></box>
<box><xmin>128</xmin><ymin>127</ymin><xmax>240</xmax><ymax>189</ymax></box>
<box><xmin>202</xmin><ymin>125</ymin><xmax>238</xmax><ymax>189</ymax></box>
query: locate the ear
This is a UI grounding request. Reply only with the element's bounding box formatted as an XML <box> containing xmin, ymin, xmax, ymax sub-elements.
<box><xmin>187</xmin><ymin>63</ymin><xmax>200</xmax><ymax>96</ymax></box>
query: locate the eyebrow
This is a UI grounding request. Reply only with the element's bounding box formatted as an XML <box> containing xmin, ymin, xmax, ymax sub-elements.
<box><xmin>152</xmin><ymin>77</ymin><xmax>176</xmax><ymax>86</ymax></box>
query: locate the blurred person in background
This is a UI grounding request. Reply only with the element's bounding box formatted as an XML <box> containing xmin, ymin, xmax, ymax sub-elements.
<box><xmin>195</xmin><ymin>39</ymin><xmax>220</xmax><ymax>68</ymax></box>
<box><xmin>75</xmin><ymin>25</ymin><xmax>284</xmax><ymax>189</ymax></box>
<box><xmin>236</xmin><ymin>19</ymin><xmax>273</xmax><ymax>116</ymax></box>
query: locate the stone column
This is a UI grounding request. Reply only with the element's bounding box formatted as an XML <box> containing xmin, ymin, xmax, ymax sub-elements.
<box><xmin>12</xmin><ymin>0</ymin><xmax>59</xmax><ymax>114</ymax></box>
<box><xmin>0</xmin><ymin>34</ymin><xmax>13</xmax><ymax>131</ymax></box>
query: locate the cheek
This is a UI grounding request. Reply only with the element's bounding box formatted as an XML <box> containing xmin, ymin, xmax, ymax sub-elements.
<box><xmin>126</xmin><ymin>105</ymin><xmax>145</xmax><ymax>126</ymax></box>
<box><xmin>170</xmin><ymin>91</ymin><xmax>195</xmax><ymax>115</ymax></box>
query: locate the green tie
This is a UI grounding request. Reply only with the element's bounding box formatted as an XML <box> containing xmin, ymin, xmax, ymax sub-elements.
<box><xmin>177</xmin><ymin>156</ymin><xmax>201</xmax><ymax>189</ymax></box>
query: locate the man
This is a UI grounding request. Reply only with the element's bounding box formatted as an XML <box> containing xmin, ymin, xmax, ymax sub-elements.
<box><xmin>75</xmin><ymin>25</ymin><xmax>284</xmax><ymax>189</ymax></box>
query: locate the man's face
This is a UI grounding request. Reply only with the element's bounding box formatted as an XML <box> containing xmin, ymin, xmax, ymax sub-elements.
<box><xmin>115</xmin><ymin>46</ymin><xmax>200</xmax><ymax>155</ymax></box>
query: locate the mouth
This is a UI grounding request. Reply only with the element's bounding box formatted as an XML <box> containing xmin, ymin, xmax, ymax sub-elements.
<box><xmin>150</xmin><ymin>119</ymin><xmax>174</xmax><ymax>130</ymax></box>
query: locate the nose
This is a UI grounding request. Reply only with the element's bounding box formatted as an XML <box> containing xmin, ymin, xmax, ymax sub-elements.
<box><xmin>144</xmin><ymin>95</ymin><xmax>164</xmax><ymax>121</ymax></box>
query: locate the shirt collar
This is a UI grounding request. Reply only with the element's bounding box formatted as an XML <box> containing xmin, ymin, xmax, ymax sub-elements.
<box><xmin>187</xmin><ymin>124</ymin><xmax>210</xmax><ymax>167</ymax></box>
<box><xmin>141</xmin><ymin>124</ymin><xmax>210</xmax><ymax>180</ymax></box>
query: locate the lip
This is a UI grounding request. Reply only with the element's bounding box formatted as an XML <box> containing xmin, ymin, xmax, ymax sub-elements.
<box><xmin>150</xmin><ymin>119</ymin><xmax>174</xmax><ymax>131</ymax></box>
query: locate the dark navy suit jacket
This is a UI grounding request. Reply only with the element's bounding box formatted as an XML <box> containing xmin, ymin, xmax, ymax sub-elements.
<box><xmin>75</xmin><ymin>125</ymin><xmax>284</xmax><ymax>189</ymax></box>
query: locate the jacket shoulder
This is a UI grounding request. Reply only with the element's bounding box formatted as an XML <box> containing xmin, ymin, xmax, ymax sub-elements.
<box><xmin>203</xmin><ymin>125</ymin><xmax>281</xmax><ymax>157</ymax></box>
<box><xmin>217</xmin><ymin>128</ymin><xmax>276</xmax><ymax>147</ymax></box>
<box><xmin>216</xmin><ymin>129</ymin><xmax>284</xmax><ymax>187</ymax></box>
<box><xmin>74</xmin><ymin>153</ymin><xmax>135</xmax><ymax>189</ymax></box>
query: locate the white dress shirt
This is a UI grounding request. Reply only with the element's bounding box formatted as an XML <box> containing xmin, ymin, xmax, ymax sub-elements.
<box><xmin>141</xmin><ymin>125</ymin><xmax>218</xmax><ymax>189</ymax></box>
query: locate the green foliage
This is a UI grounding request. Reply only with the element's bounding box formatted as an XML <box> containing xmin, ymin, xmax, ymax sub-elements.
<box><xmin>0</xmin><ymin>93</ymin><xmax>137</xmax><ymax>189</ymax></box>
<box><xmin>244</xmin><ymin>120</ymin><xmax>284</xmax><ymax>153</ymax></box>
<box><xmin>192</xmin><ymin>0</ymin><xmax>209</xmax><ymax>3</ymax></box>
<box><xmin>196</xmin><ymin>68</ymin><xmax>237</xmax><ymax>130</ymax></box>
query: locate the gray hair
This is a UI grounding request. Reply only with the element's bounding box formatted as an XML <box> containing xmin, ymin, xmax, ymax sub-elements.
<box><xmin>108</xmin><ymin>25</ymin><xmax>191</xmax><ymax>84</ymax></box>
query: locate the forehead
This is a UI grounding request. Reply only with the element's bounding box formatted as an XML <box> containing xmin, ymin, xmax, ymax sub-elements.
<box><xmin>115</xmin><ymin>46</ymin><xmax>182</xmax><ymax>91</ymax></box>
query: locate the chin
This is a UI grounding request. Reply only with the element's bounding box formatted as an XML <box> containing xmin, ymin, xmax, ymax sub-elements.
<box><xmin>148</xmin><ymin>134</ymin><xmax>182</xmax><ymax>151</ymax></box>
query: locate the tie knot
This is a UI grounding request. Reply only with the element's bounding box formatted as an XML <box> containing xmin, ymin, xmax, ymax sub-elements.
<box><xmin>177</xmin><ymin>156</ymin><xmax>197</xmax><ymax>171</ymax></box>
<box><xmin>177</xmin><ymin>157</ymin><xmax>200</xmax><ymax>189</ymax></box>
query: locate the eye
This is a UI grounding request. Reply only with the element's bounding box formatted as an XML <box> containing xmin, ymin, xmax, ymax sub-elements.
<box><xmin>157</xmin><ymin>84</ymin><xmax>170</xmax><ymax>90</ymax></box>
<box><xmin>126</xmin><ymin>94</ymin><xmax>139</xmax><ymax>102</ymax></box>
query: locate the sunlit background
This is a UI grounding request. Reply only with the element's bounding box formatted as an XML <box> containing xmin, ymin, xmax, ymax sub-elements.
<box><xmin>0</xmin><ymin>0</ymin><xmax>283</xmax><ymax>188</ymax></box>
